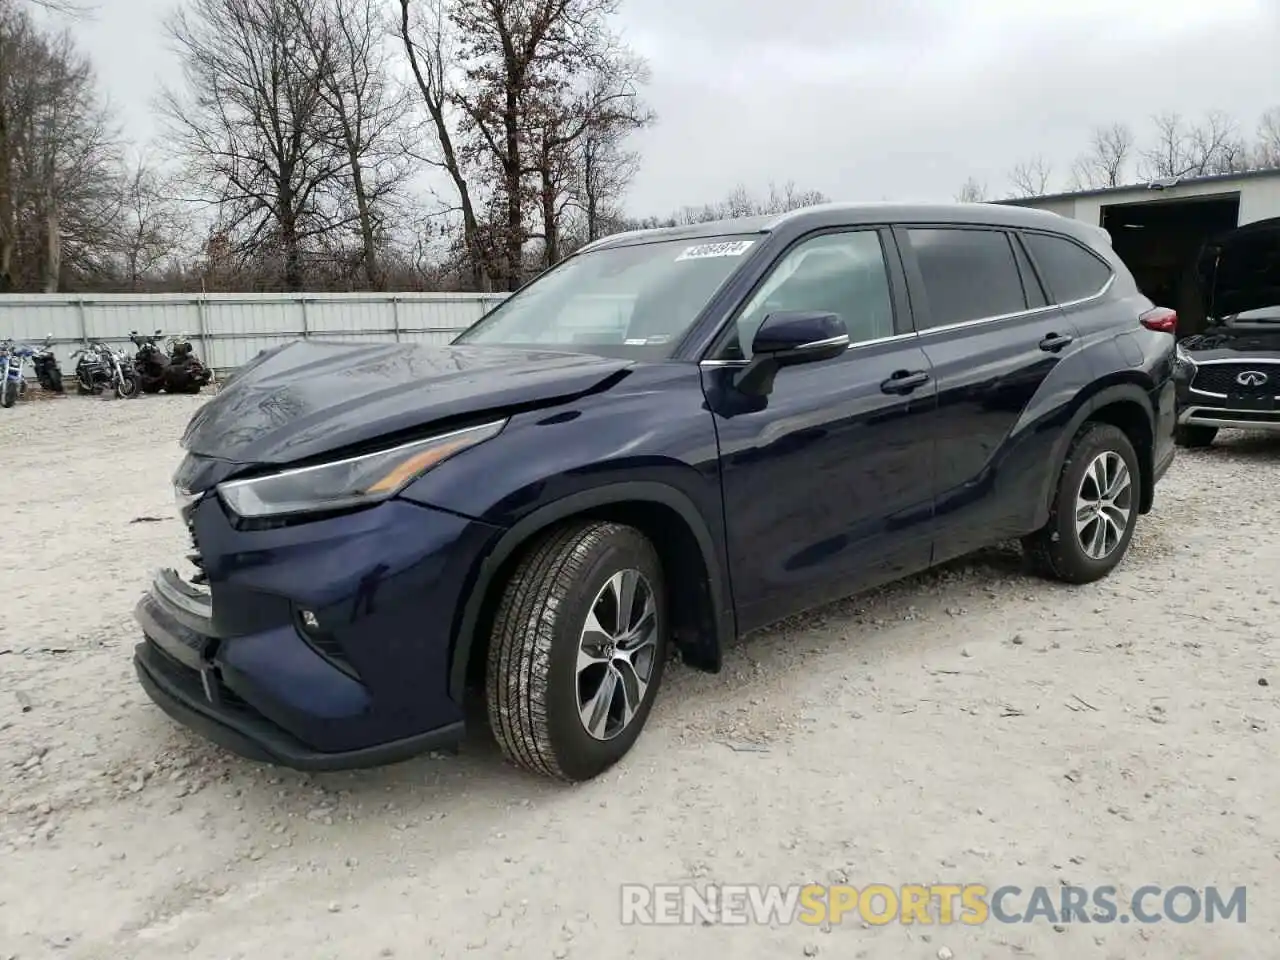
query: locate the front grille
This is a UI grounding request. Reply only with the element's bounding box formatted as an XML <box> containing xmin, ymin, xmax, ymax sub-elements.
<box><xmin>1191</xmin><ymin>364</ymin><xmax>1280</xmax><ymax>397</ymax></box>
<box><xmin>184</xmin><ymin>516</ymin><xmax>208</xmax><ymax>586</ymax></box>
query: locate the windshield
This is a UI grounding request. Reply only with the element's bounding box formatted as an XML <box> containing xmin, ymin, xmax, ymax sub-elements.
<box><xmin>452</xmin><ymin>235</ymin><xmax>760</xmax><ymax>359</ymax></box>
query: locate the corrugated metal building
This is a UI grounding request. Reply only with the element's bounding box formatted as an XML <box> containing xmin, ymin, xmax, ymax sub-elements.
<box><xmin>0</xmin><ymin>292</ymin><xmax>508</xmax><ymax>374</ymax></box>
<box><xmin>1004</xmin><ymin>168</ymin><xmax>1280</xmax><ymax>332</ymax></box>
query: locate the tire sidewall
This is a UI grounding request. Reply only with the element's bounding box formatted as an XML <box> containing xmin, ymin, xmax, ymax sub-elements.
<box><xmin>543</xmin><ymin>530</ymin><xmax>668</xmax><ymax>781</ymax></box>
<box><xmin>1054</xmin><ymin>426</ymin><xmax>1140</xmax><ymax>578</ymax></box>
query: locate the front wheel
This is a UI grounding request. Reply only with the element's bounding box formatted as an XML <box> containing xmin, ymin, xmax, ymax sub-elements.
<box><xmin>1174</xmin><ymin>424</ymin><xmax>1217</xmax><ymax>448</ymax></box>
<box><xmin>1022</xmin><ymin>422</ymin><xmax>1140</xmax><ymax>584</ymax></box>
<box><xmin>116</xmin><ymin>373</ymin><xmax>140</xmax><ymax>399</ymax></box>
<box><xmin>485</xmin><ymin>521</ymin><xmax>668</xmax><ymax>782</ymax></box>
<box><xmin>1</xmin><ymin>379</ymin><xmax>16</xmax><ymax>408</ymax></box>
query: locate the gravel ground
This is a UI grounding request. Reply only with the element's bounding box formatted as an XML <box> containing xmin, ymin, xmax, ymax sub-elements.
<box><xmin>1</xmin><ymin>393</ymin><xmax>1277</xmax><ymax>960</ymax></box>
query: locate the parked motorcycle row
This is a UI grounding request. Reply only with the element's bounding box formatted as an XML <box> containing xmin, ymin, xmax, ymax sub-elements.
<box><xmin>0</xmin><ymin>331</ymin><xmax>212</xmax><ymax>409</ymax></box>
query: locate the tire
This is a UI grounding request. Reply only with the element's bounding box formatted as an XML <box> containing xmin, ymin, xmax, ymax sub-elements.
<box><xmin>116</xmin><ymin>374</ymin><xmax>140</xmax><ymax>399</ymax></box>
<box><xmin>1174</xmin><ymin>424</ymin><xmax>1217</xmax><ymax>448</ymax></box>
<box><xmin>485</xmin><ymin>520</ymin><xmax>669</xmax><ymax>782</ymax></box>
<box><xmin>1022</xmin><ymin>422</ymin><xmax>1141</xmax><ymax>585</ymax></box>
<box><xmin>0</xmin><ymin>380</ymin><xmax>15</xmax><ymax>408</ymax></box>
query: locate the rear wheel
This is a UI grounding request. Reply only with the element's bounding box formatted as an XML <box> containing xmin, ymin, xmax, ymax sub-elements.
<box><xmin>1023</xmin><ymin>422</ymin><xmax>1140</xmax><ymax>584</ymax></box>
<box><xmin>1174</xmin><ymin>424</ymin><xmax>1217</xmax><ymax>448</ymax></box>
<box><xmin>485</xmin><ymin>520</ymin><xmax>668</xmax><ymax>782</ymax></box>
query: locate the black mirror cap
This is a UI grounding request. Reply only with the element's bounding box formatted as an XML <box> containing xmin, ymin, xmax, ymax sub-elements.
<box><xmin>751</xmin><ymin>310</ymin><xmax>849</xmax><ymax>362</ymax></box>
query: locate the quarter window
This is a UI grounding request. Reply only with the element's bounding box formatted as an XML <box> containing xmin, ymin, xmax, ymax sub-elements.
<box><xmin>725</xmin><ymin>231</ymin><xmax>895</xmax><ymax>359</ymax></box>
<box><xmin>1021</xmin><ymin>231</ymin><xmax>1113</xmax><ymax>304</ymax></box>
<box><xmin>906</xmin><ymin>228</ymin><xmax>1028</xmax><ymax>329</ymax></box>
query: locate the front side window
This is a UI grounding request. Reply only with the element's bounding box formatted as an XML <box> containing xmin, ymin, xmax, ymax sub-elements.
<box><xmin>907</xmin><ymin>228</ymin><xmax>1028</xmax><ymax>329</ymax></box>
<box><xmin>453</xmin><ymin>236</ymin><xmax>759</xmax><ymax>359</ymax></box>
<box><xmin>1021</xmin><ymin>231</ymin><xmax>1113</xmax><ymax>304</ymax></box>
<box><xmin>722</xmin><ymin>230</ymin><xmax>895</xmax><ymax>360</ymax></box>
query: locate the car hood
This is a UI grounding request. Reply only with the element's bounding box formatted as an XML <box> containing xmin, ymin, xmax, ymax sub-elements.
<box><xmin>1180</xmin><ymin>325</ymin><xmax>1280</xmax><ymax>362</ymax></box>
<box><xmin>178</xmin><ymin>339</ymin><xmax>632</xmax><ymax>466</ymax></box>
<box><xmin>1197</xmin><ymin>216</ymin><xmax>1280</xmax><ymax>319</ymax></box>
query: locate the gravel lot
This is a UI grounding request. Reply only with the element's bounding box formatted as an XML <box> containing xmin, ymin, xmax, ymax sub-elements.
<box><xmin>1</xmin><ymin>392</ymin><xmax>1277</xmax><ymax>960</ymax></box>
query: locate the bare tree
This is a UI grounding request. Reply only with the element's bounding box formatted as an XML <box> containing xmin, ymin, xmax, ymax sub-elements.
<box><xmin>1254</xmin><ymin>106</ymin><xmax>1280</xmax><ymax>169</ymax></box>
<box><xmin>631</xmin><ymin>181</ymin><xmax>827</xmax><ymax>229</ymax></box>
<box><xmin>448</xmin><ymin>0</ymin><xmax>638</xmax><ymax>290</ymax></box>
<box><xmin>0</xmin><ymin>5</ymin><xmax>119</xmax><ymax>291</ymax></box>
<box><xmin>398</xmin><ymin>0</ymin><xmax>490</xmax><ymax>290</ymax></box>
<box><xmin>162</xmin><ymin>0</ymin><xmax>347</xmax><ymax>291</ymax></box>
<box><xmin>112</xmin><ymin>152</ymin><xmax>193</xmax><ymax>289</ymax></box>
<box><xmin>1069</xmin><ymin>122</ymin><xmax>1134</xmax><ymax>189</ymax></box>
<box><xmin>528</xmin><ymin>48</ymin><xmax>652</xmax><ymax>267</ymax></box>
<box><xmin>1139</xmin><ymin>110</ymin><xmax>1244</xmax><ymax>180</ymax></box>
<box><xmin>955</xmin><ymin>177</ymin><xmax>987</xmax><ymax>203</ymax></box>
<box><xmin>1007</xmin><ymin>155</ymin><xmax>1053</xmax><ymax>198</ymax></box>
<box><xmin>296</xmin><ymin>0</ymin><xmax>412</xmax><ymax>289</ymax></box>
<box><xmin>573</xmin><ymin>121</ymin><xmax>638</xmax><ymax>242</ymax></box>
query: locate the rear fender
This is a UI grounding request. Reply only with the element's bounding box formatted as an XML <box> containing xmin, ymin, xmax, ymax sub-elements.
<box><xmin>1032</xmin><ymin>378</ymin><xmax>1156</xmax><ymax>527</ymax></box>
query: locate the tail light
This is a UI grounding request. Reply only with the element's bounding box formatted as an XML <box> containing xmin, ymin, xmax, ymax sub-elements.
<box><xmin>1139</xmin><ymin>307</ymin><xmax>1177</xmax><ymax>334</ymax></box>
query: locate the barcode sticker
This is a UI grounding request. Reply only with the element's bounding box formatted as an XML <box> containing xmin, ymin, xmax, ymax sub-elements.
<box><xmin>675</xmin><ymin>240</ymin><xmax>756</xmax><ymax>261</ymax></box>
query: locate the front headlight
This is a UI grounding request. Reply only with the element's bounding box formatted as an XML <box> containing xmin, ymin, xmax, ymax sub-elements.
<box><xmin>217</xmin><ymin>419</ymin><xmax>507</xmax><ymax>519</ymax></box>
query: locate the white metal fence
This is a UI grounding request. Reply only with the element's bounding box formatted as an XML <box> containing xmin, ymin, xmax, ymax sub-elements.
<box><xmin>0</xmin><ymin>292</ymin><xmax>509</xmax><ymax>375</ymax></box>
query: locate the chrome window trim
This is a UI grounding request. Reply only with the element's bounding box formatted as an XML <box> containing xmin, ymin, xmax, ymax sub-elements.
<box><xmin>795</xmin><ymin>334</ymin><xmax>851</xmax><ymax>350</ymax></box>
<box><xmin>912</xmin><ymin>271</ymin><xmax>1115</xmax><ymax>338</ymax></box>
<box><xmin>699</xmin><ymin>330</ymin><xmax>917</xmax><ymax>367</ymax></box>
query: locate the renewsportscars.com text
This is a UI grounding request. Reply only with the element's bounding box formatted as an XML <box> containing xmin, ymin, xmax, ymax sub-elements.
<box><xmin>620</xmin><ymin>883</ymin><xmax>1247</xmax><ymax>926</ymax></box>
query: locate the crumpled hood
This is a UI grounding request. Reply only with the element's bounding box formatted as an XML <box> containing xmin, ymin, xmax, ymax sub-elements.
<box><xmin>179</xmin><ymin>339</ymin><xmax>631</xmax><ymax>466</ymax></box>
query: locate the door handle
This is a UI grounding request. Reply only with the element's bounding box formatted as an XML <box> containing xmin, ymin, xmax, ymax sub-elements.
<box><xmin>880</xmin><ymin>369</ymin><xmax>930</xmax><ymax>395</ymax></box>
<box><xmin>1039</xmin><ymin>332</ymin><xmax>1074</xmax><ymax>352</ymax></box>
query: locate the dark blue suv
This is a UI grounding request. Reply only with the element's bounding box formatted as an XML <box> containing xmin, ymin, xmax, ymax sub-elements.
<box><xmin>133</xmin><ymin>202</ymin><xmax>1177</xmax><ymax>781</ymax></box>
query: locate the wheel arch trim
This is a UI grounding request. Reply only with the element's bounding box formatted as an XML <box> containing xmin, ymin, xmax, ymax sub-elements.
<box><xmin>1035</xmin><ymin>380</ymin><xmax>1156</xmax><ymax>526</ymax></box>
<box><xmin>447</xmin><ymin>482</ymin><xmax>734</xmax><ymax>702</ymax></box>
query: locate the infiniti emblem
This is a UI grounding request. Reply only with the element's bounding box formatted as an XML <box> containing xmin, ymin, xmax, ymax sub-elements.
<box><xmin>1236</xmin><ymin>370</ymin><xmax>1269</xmax><ymax>387</ymax></box>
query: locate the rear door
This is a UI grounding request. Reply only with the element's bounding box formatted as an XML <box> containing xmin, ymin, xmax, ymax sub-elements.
<box><xmin>702</xmin><ymin>227</ymin><xmax>938</xmax><ymax>633</ymax></box>
<box><xmin>895</xmin><ymin>225</ymin><xmax>1083</xmax><ymax>563</ymax></box>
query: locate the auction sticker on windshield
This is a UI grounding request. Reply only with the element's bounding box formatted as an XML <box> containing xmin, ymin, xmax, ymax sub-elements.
<box><xmin>675</xmin><ymin>240</ymin><xmax>755</xmax><ymax>261</ymax></box>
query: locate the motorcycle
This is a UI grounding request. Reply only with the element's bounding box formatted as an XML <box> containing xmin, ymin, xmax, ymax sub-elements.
<box><xmin>32</xmin><ymin>335</ymin><xmax>64</xmax><ymax>394</ymax></box>
<box><xmin>164</xmin><ymin>332</ymin><xmax>212</xmax><ymax>393</ymax></box>
<box><xmin>71</xmin><ymin>341</ymin><xmax>140</xmax><ymax>399</ymax></box>
<box><xmin>129</xmin><ymin>329</ymin><xmax>211</xmax><ymax>394</ymax></box>
<box><xmin>0</xmin><ymin>339</ymin><xmax>32</xmax><ymax>408</ymax></box>
<box><xmin>130</xmin><ymin>329</ymin><xmax>170</xmax><ymax>394</ymax></box>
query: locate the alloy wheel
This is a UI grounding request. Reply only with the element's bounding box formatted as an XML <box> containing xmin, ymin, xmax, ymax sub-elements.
<box><xmin>1074</xmin><ymin>450</ymin><xmax>1133</xmax><ymax>560</ymax></box>
<box><xmin>576</xmin><ymin>568</ymin><xmax>659</xmax><ymax>741</ymax></box>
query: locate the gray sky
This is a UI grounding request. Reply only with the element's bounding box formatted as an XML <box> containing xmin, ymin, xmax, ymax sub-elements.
<box><xmin>62</xmin><ymin>0</ymin><xmax>1280</xmax><ymax>217</ymax></box>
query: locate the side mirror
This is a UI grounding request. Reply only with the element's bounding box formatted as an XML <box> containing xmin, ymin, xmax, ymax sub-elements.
<box><xmin>734</xmin><ymin>311</ymin><xmax>849</xmax><ymax>396</ymax></box>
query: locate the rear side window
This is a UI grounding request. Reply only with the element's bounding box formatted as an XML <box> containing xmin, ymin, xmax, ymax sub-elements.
<box><xmin>1021</xmin><ymin>232</ymin><xmax>1113</xmax><ymax>304</ymax></box>
<box><xmin>906</xmin><ymin>228</ymin><xmax>1028</xmax><ymax>329</ymax></box>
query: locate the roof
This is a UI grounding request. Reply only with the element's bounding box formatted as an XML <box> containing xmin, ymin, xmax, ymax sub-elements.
<box><xmin>583</xmin><ymin>201</ymin><xmax>1092</xmax><ymax>252</ymax></box>
<box><xmin>999</xmin><ymin>166</ymin><xmax>1280</xmax><ymax>207</ymax></box>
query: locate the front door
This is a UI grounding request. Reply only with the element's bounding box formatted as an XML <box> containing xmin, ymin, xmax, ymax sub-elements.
<box><xmin>895</xmin><ymin>225</ymin><xmax>1085</xmax><ymax>561</ymax></box>
<box><xmin>702</xmin><ymin>228</ymin><xmax>938</xmax><ymax>634</ymax></box>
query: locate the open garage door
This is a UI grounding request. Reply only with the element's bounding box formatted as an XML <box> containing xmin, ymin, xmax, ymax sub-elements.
<box><xmin>1101</xmin><ymin>193</ymin><xmax>1241</xmax><ymax>336</ymax></box>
